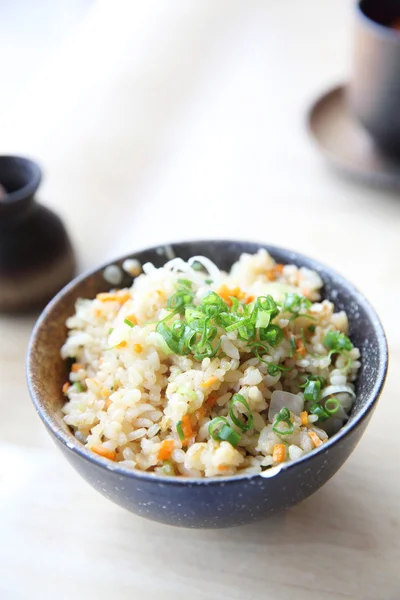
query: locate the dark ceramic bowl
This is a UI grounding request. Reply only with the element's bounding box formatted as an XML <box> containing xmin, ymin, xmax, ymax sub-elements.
<box><xmin>26</xmin><ymin>241</ymin><xmax>388</xmax><ymax>528</ymax></box>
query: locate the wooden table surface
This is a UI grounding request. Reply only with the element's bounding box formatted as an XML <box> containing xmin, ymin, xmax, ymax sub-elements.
<box><xmin>1</xmin><ymin>1</ymin><xmax>399</xmax><ymax>598</ymax></box>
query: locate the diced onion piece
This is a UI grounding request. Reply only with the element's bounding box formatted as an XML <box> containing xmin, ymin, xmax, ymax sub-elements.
<box><xmin>268</xmin><ymin>390</ymin><xmax>304</xmax><ymax>421</ymax></box>
<box><xmin>148</xmin><ymin>332</ymin><xmax>174</xmax><ymax>355</ymax></box>
<box><xmin>188</xmin><ymin>256</ymin><xmax>221</xmax><ymax>284</ymax></box>
<box><xmin>321</xmin><ymin>417</ymin><xmax>344</xmax><ymax>436</ymax></box>
<box><xmin>288</xmin><ymin>445</ymin><xmax>304</xmax><ymax>461</ymax></box>
<box><xmin>320</xmin><ymin>385</ymin><xmax>356</xmax><ymax>413</ymax></box>
<box><xmin>309</xmin><ymin>425</ymin><xmax>328</xmax><ymax>441</ymax></box>
<box><xmin>164</xmin><ymin>258</ymin><xmax>192</xmax><ymax>273</ymax></box>
<box><xmin>320</xmin><ymin>384</ymin><xmax>356</xmax><ymax>399</ymax></box>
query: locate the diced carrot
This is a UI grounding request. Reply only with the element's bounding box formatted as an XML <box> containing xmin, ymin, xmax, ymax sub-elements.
<box><xmin>196</xmin><ymin>407</ymin><xmax>205</xmax><ymax>420</ymax></box>
<box><xmin>272</xmin><ymin>444</ymin><xmax>286</xmax><ymax>463</ymax></box>
<box><xmin>266</xmin><ymin>269</ymin><xmax>276</xmax><ymax>281</ymax></box>
<box><xmin>181</xmin><ymin>415</ymin><xmax>193</xmax><ymax>438</ymax></box>
<box><xmin>296</xmin><ymin>341</ymin><xmax>307</xmax><ymax>357</ymax></box>
<box><xmin>125</xmin><ymin>314</ymin><xmax>137</xmax><ymax>326</ymax></box>
<box><xmin>157</xmin><ymin>439</ymin><xmax>175</xmax><ymax>460</ymax></box>
<box><xmin>96</xmin><ymin>291</ymin><xmax>131</xmax><ymax>304</ymax></box>
<box><xmin>133</xmin><ymin>343</ymin><xmax>143</xmax><ymax>353</ymax></box>
<box><xmin>91</xmin><ymin>446</ymin><xmax>117</xmax><ymax>461</ymax></box>
<box><xmin>71</xmin><ymin>363</ymin><xmax>83</xmax><ymax>372</ymax></box>
<box><xmin>217</xmin><ymin>465</ymin><xmax>229</xmax><ymax>472</ymax></box>
<box><xmin>217</xmin><ymin>284</ymin><xmax>244</xmax><ymax>306</ymax></box>
<box><xmin>207</xmin><ymin>393</ymin><xmax>218</xmax><ymax>408</ymax></box>
<box><xmin>300</xmin><ymin>411</ymin><xmax>308</xmax><ymax>426</ymax></box>
<box><xmin>201</xmin><ymin>376</ymin><xmax>219</xmax><ymax>388</ymax></box>
<box><xmin>308</xmin><ymin>431</ymin><xmax>323</xmax><ymax>448</ymax></box>
<box><xmin>267</xmin><ymin>264</ymin><xmax>284</xmax><ymax>281</ymax></box>
<box><xmin>245</xmin><ymin>295</ymin><xmax>255</xmax><ymax>304</ymax></box>
<box><xmin>116</xmin><ymin>291</ymin><xmax>131</xmax><ymax>303</ymax></box>
<box><xmin>115</xmin><ymin>340</ymin><xmax>127</xmax><ymax>349</ymax></box>
<box><xmin>62</xmin><ymin>382</ymin><xmax>70</xmax><ymax>394</ymax></box>
<box><xmin>97</xmin><ymin>293</ymin><xmax>119</xmax><ymax>302</ymax></box>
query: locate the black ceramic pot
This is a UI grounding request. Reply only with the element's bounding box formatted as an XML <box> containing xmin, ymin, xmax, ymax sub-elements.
<box><xmin>0</xmin><ymin>156</ymin><xmax>76</xmax><ymax>311</ymax></box>
<box><xmin>26</xmin><ymin>241</ymin><xmax>388</xmax><ymax>528</ymax></box>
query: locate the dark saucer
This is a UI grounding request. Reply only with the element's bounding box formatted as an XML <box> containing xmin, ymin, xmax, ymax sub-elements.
<box><xmin>307</xmin><ymin>84</ymin><xmax>400</xmax><ymax>188</ymax></box>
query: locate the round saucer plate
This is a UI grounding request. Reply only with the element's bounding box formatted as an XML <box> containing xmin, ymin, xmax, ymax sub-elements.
<box><xmin>307</xmin><ymin>84</ymin><xmax>400</xmax><ymax>188</ymax></box>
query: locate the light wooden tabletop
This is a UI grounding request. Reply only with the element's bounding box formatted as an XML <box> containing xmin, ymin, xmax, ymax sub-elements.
<box><xmin>1</xmin><ymin>1</ymin><xmax>399</xmax><ymax>599</ymax></box>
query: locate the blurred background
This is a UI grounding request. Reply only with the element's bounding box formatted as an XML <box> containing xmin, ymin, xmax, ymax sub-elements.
<box><xmin>2</xmin><ymin>0</ymin><xmax>396</xmax><ymax>273</ymax></box>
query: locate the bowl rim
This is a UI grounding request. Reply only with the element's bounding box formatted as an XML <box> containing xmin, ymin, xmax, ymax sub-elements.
<box><xmin>26</xmin><ymin>239</ymin><xmax>388</xmax><ymax>486</ymax></box>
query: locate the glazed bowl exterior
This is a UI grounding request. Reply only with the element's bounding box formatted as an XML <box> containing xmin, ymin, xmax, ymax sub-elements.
<box><xmin>26</xmin><ymin>241</ymin><xmax>388</xmax><ymax>528</ymax></box>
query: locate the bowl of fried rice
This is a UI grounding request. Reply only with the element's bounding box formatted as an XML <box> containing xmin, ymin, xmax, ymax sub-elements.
<box><xmin>27</xmin><ymin>240</ymin><xmax>388</xmax><ymax>528</ymax></box>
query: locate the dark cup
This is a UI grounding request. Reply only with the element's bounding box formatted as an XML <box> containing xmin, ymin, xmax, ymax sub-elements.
<box><xmin>349</xmin><ymin>0</ymin><xmax>400</xmax><ymax>156</ymax></box>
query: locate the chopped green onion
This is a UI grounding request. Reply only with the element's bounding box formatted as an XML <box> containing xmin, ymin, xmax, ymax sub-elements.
<box><xmin>217</xmin><ymin>425</ymin><xmax>241</xmax><ymax>447</ymax></box>
<box><xmin>176</xmin><ymin>387</ymin><xmax>197</xmax><ymax>401</ymax></box>
<box><xmin>259</xmin><ymin>324</ymin><xmax>284</xmax><ymax>346</ymax></box>
<box><xmin>283</xmin><ymin>292</ymin><xmax>316</xmax><ymax>321</ymax></box>
<box><xmin>124</xmin><ymin>318</ymin><xmax>135</xmax><ymax>328</ymax></box>
<box><xmin>205</xmin><ymin>279</ymin><xmax>213</xmax><ymax>285</ymax></box>
<box><xmin>303</xmin><ymin>380</ymin><xmax>321</xmax><ymax>402</ymax></box>
<box><xmin>283</xmin><ymin>293</ymin><xmax>310</xmax><ymax>313</ymax></box>
<box><xmin>225</xmin><ymin>316</ymin><xmax>251</xmax><ymax>332</ymax></box>
<box><xmin>177</xmin><ymin>278</ymin><xmax>193</xmax><ymax>288</ymax></box>
<box><xmin>324</xmin><ymin>397</ymin><xmax>341</xmax><ymax>415</ymax></box>
<box><xmin>155</xmin><ymin>283</ymin><xmax>300</xmax><ymax>366</ymax></box>
<box><xmin>266</xmin><ymin>362</ymin><xmax>291</xmax><ymax>376</ymax></box>
<box><xmin>73</xmin><ymin>382</ymin><xmax>84</xmax><ymax>393</ymax></box>
<box><xmin>229</xmin><ymin>296</ymin><xmax>240</xmax><ymax>312</ymax></box>
<box><xmin>272</xmin><ymin>407</ymin><xmax>294</xmax><ymax>435</ymax></box>
<box><xmin>300</xmin><ymin>374</ymin><xmax>326</xmax><ymax>388</ymax></box>
<box><xmin>310</xmin><ymin>403</ymin><xmax>329</xmax><ymax>421</ymax></box>
<box><xmin>156</xmin><ymin>321</ymin><xmax>191</xmax><ymax>355</ymax></box>
<box><xmin>176</xmin><ymin>421</ymin><xmax>185</xmax><ymax>441</ymax></box>
<box><xmin>108</xmin><ymin>327</ymin><xmax>114</xmax><ymax>335</ymax></box>
<box><xmin>323</xmin><ymin>331</ymin><xmax>353</xmax><ymax>353</ymax></box>
<box><xmin>208</xmin><ymin>417</ymin><xmax>241</xmax><ymax>447</ymax></box>
<box><xmin>229</xmin><ymin>393</ymin><xmax>253</xmax><ymax>432</ymax></box>
<box><xmin>267</xmin><ymin>363</ymin><xmax>281</xmax><ymax>376</ymax></box>
<box><xmin>308</xmin><ymin>324</ymin><xmax>316</xmax><ymax>333</ymax></box>
<box><xmin>255</xmin><ymin>310</ymin><xmax>271</xmax><ymax>329</ymax></box>
<box><xmin>237</xmin><ymin>323</ymin><xmax>256</xmax><ymax>342</ymax></box>
<box><xmin>162</xmin><ymin>460</ymin><xmax>175</xmax><ymax>476</ymax></box>
<box><xmin>289</xmin><ymin>336</ymin><xmax>297</xmax><ymax>355</ymax></box>
<box><xmin>255</xmin><ymin>296</ymin><xmax>279</xmax><ymax>320</ymax></box>
<box><xmin>209</xmin><ymin>417</ymin><xmax>229</xmax><ymax>440</ymax></box>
